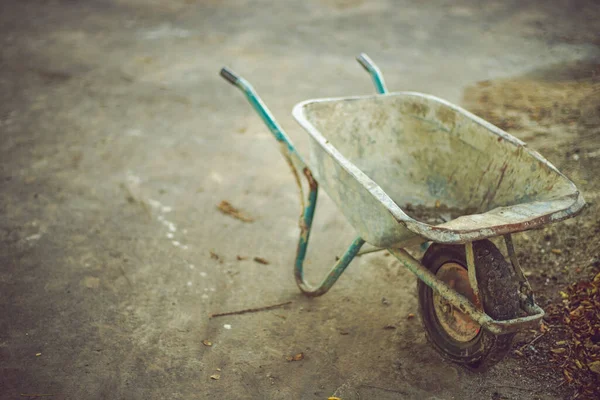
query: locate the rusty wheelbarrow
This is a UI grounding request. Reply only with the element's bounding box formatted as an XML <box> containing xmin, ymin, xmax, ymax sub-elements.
<box><xmin>219</xmin><ymin>54</ymin><xmax>585</xmax><ymax>369</ymax></box>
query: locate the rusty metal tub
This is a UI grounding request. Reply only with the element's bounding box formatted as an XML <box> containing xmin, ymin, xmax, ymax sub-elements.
<box><xmin>292</xmin><ymin>93</ymin><xmax>585</xmax><ymax>248</ymax></box>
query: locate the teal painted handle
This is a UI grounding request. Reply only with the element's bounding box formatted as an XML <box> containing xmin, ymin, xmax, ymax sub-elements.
<box><xmin>220</xmin><ymin>67</ymin><xmax>239</xmax><ymax>85</ymax></box>
<box><xmin>356</xmin><ymin>53</ymin><xmax>388</xmax><ymax>94</ymax></box>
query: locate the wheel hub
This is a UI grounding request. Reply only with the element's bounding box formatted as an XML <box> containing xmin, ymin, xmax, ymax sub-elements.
<box><xmin>433</xmin><ymin>262</ymin><xmax>481</xmax><ymax>342</ymax></box>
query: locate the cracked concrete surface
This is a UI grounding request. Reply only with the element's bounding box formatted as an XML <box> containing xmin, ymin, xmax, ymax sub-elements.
<box><xmin>1</xmin><ymin>0</ymin><xmax>598</xmax><ymax>399</ymax></box>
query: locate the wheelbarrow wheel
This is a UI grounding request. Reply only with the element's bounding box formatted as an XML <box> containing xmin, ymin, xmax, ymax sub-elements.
<box><xmin>417</xmin><ymin>240</ymin><xmax>520</xmax><ymax>370</ymax></box>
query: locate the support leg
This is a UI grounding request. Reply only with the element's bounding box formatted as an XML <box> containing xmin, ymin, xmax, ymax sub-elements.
<box><xmin>295</xmin><ymin>236</ymin><xmax>365</xmax><ymax>297</ymax></box>
<box><xmin>503</xmin><ymin>234</ymin><xmax>535</xmax><ymax>308</ymax></box>
<box><xmin>293</xmin><ymin>168</ymin><xmax>365</xmax><ymax>297</ymax></box>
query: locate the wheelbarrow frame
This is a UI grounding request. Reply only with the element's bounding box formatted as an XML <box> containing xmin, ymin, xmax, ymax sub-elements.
<box><xmin>219</xmin><ymin>54</ymin><xmax>555</xmax><ymax>335</ymax></box>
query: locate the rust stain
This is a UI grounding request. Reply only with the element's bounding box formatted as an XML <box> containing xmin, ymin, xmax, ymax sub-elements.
<box><xmin>296</xmin><ymin>167</ymin><xmax>318</xmax><ymax>242</ymax></box>
<box><xmin>303</xmin><ymin>167</ymin><xmax>318</xmax><ymax>191</ymax></box>
<box><xmin>284</xmin><ymin>155</ymin><xmax>303</xmax><ymax>204</ymax></box>
<box><xmin>479</xmin><ymin>162</ymin><xmax>508</xmax><ymax>210</ymax></box>
<box><xmin>424</xmin><ymin>205</ymin><xmax>578</xmax><ymax>239</ymax></box>
<box><xmin>447</xmin><ymin>166</ymin><xmax>459</xmax><ymax>184</ymax></box>
<box><xmin>475</xmin><ymin>160</ymin><xmax>494</xmax><ymax>195</ymax></box>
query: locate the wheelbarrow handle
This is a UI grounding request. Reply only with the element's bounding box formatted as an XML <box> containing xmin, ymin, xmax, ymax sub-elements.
<box><xmin>218</xmin><ymin>66</ymin><xmax>297</xmax><ymax>155</ymax></box>
<box><xmin>219</xmin><ymin>64</ymin><xmax>358</xmax><ymax>297</ymax></box>
<box><xmin>356</xmin><ymin>53</ymin><xmax>388</xmax><ymax>94</ymax></box>
<box><xmin>356</xmin><ymin>53</ymin><xmax>375</xmax><ymax>72</ymax></box>
<box><xmin>219</xmin><ymin>67</ymin><xmax>239</xmax><ymax>85</ymax></box>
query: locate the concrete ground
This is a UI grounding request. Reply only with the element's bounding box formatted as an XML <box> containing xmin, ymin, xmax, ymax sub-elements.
<box><xmin>1</xmin><ymin>0</ymin><xmax>598</xmax><ymax>399</ymax></box>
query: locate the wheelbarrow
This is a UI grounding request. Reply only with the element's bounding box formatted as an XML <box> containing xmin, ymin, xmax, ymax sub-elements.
<box><xmin>219</xmin><ymin>54</ymin><xmax>585</xmax><ymax>369</ymax></box>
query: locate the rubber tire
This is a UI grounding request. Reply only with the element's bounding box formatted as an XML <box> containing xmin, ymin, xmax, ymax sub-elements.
<box><xmin>417</xmin><ymin>240</ymin><xmax>520</xmax><ymax>371</ymax></box>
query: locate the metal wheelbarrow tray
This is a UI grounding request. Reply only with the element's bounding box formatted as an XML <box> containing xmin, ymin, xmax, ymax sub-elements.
<box><xmin>219</xmin><ymin>54</ymin><xmax>585</xmax><ymax>370</ymax></box>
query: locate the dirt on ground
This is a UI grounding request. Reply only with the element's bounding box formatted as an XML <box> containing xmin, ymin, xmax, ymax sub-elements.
<box><xmin>462</xmin><ymin>61</ymin><xmax>600</xmax><ymax>399</ymax></box>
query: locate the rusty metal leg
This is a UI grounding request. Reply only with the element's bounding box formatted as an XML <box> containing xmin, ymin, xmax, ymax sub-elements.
<box><xmin>503</xmin><ymin>234</ymin><xmax>536</xmax><ymax>308</ymax></box>
<box><xmin>294</xmin><ymin>168</ymin><xmax>365</xmax><ymax>296</ymax></box>
<box><xmin>294</xmin><ymin>236</ymin><xmax>365</xmax><ymax>298</ymax></box>
<box><xmin>464</xmin><ymin>241</ymin><xmax>480</xmax><ymax>307</ymax></box>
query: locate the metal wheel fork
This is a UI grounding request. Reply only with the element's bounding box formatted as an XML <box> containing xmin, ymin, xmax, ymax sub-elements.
<box><xmin>430</xmin><ymin>242</ymin><xmax>482</xmax><ymax>342</ymax></box>
<box><xmin>503</xmin><ymin>234</ymin><xmax>538</xmax><ymax>310</ymax></box>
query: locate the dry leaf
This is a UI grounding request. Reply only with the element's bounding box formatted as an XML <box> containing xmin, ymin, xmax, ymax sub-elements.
<box><xmin>210</xmin><ymin>374</ymin><xmax>220</xmax><ymax>380</ymax></box>
<box><xmin>551</xmin><ymin>248</ymin><xmax>563</xmax><ymax>255</ymax></box>
<box><xmin>286</xmin><ymin>352</ymin><xmax>304</xmax><ymax>362</ymax></box>
<box><xmin>217</xmin><ymin>201</ymin><xmax>254</xmax><ymax>222</ymax></box>
<box><xmin>253</xmin><ymin>257</ymin><xmax>269</xmax><ymax>265</ymax></box>
<box><xmin>563</xmin><ymin>369</ymin><xmax>573</xmax><ymax>383</ymax></box>
<box><xmin>570</xmin><ymin>305</ymin><xmax>584</xmax><ymax>317</ymax></box>
<box><xmin>551</xmin><ymin>348</ymin><xmax>567</xmax><ymax>354</ymax></box>
<box><xmin>202</xmin><ymin>340</ymin><xmax>212</xmax><ymax>347</ymax></box>
<box><xmin>559</xmin><ymin>291</ymin><xmax>569</xmax><ymax>299</ymax></box>
<box><xmin>589</xmin><ymin>361</ymin><xmax>600</xmax><ymax>375</ymax></box>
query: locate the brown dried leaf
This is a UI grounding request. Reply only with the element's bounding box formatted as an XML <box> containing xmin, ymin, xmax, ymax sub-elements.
<box><xmin>570</xmin><ymin>305</ymin><xmax>585</xmax><ymax>317</ymax></box>
<box><xmin>560</xmin><ymin>291</ymin><xmax>569</xmax><ymax>299</ymax></box>
<box><xmin>563</xmin><ymin>369</ymin><xmax>573</xmax><ymax>383</ymax></box>
<box><xmin>286</xmin><ymin>352</ymin><xmax>304</xmax><ymax>362</ymax></box>
<box><xmin>549</xmin><ymin>271</ymin><xmax>600</xmax><ymax>397</ymax></box>
<box><xmin>589</xmin><ymin>361</ymin><xmax>600</xmax><ymax>375</ymax></box>
<box><xmin>210</xmin><ymin>374</ymin><xmax>220</xmax><ymax>380</ymax></box>
<box><xmin>202</xmin><ymin>340</ymin><xmax>212</xmax><ymax>347</ymax></box>
<box><xmin>253</xmin><ymin>257</ymin><xmax>269</xmax><ymax>265</ymax></box>
<box><xmin>217</xmin><ymin>201</ymin><xmax>254</xmax><ymax>222</ymax></box>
